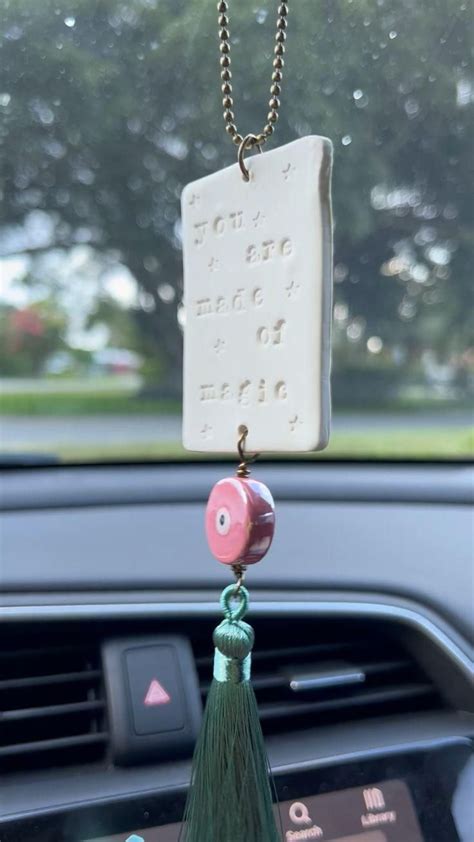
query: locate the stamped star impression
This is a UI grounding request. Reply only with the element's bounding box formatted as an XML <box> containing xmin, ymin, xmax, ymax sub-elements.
<box><xmin>200</xmin><ymin>423</ymin><xmax>213</xmax><ymax>440</ymax></box>
<box><xmin>214</xmin><ymin>338</ymin><xmax>226</xmax><ymax>355</ymax></box>
<box><xmin>282</xmin><ymin>162</ymin><xmax>295</xmax><ymax>180</ymax></box>
<box><xmin>286</xmin><ymin>279</ymin><xmax>301</xmax><ymax>299</ymax></box>
<box><xmin>252</xmin><ymin>211</ymin><xmax>266</xmax><ymax>228</ymax></box>
<box><xmin>289</xmin><ymin>414</ymin><xmax>303</xmax><ymax>432</ymax></box>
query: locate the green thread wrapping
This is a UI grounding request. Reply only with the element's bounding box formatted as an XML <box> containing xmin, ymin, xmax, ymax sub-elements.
<box><xmin>212</xmin><ymin>587</ymin><xmax>254</xmax><ymax>684</ymax></box>
<box><xmin>213</xmin><ymin>616</ymin><xmax>254</xmax><ymax>654</ymax></box>
<box><xmin>213</xmin><ymin>649</ymin><xmax>251</xmax><ymax>682</ymax></box>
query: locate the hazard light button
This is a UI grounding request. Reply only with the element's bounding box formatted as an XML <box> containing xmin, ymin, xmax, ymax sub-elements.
<box><xmin>102</xmin><ymin>636</ymin><xmax>202</xmax><ymax>765</ymax></box>
<box><xmin>126</xmin><ymin>644</ymin><xmax>185</xmax><ymax>736</ymax></box>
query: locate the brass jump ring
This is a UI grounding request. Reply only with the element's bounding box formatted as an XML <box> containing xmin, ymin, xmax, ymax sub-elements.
<box><xmin>237</xmin><ymin>133</ymin><xmax>262</xmax><ymax>182</ymax></box>
<box><xmin>236</xmin><ymin>425</ymin><xmax>260</xmax><ymax>477</ymax></box>
<box><xmin>232</xmin><ymin>563</ymin><xmax>247</xmax><ymax>595</ymax></box>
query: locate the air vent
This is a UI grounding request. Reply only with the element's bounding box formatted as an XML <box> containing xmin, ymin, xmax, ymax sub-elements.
<box><xmin>194</xmin><ymin>619</ymin><xmax>444</xmax><ymax>734</ymax></box>
<box><xmin>0</xmin><ymin>636</ymin><xmax>107</xmax><ymax>772</ymax></box>
<box><xmin>1</xmin><ymin>613</ymin><xmax>452</xmax><ymax>775</ymax></box>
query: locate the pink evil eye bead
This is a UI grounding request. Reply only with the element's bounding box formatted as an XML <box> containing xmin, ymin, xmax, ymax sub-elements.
<box><xmin>205</xmin><ymin>476</ymin><xmax>275</xmax><ymax>566</ymax></box>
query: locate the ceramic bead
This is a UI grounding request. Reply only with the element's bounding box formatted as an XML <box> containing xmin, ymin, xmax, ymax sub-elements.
<box><xmin>205</xmin><ymin>476</ymin><xmax>275</xmax><ymax>565</ymax></box>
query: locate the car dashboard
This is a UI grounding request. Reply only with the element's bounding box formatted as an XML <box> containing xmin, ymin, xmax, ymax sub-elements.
<box><xmin>0</xmin><ymin>462</ymin><xmax>473</xmax><ymax>841</ymax></box>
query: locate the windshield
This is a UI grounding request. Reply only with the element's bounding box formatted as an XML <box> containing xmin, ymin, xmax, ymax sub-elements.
<box><xmin>1</xmin><ymin>0</ymin><xmax>472</xmax><ymax>463</ymax></box>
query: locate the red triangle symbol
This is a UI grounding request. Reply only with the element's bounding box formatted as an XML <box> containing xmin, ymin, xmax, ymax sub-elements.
<box><xmin>144</xmin><ymin>678</ymin><xmax>171</xmax><ymax>707</ymax></box>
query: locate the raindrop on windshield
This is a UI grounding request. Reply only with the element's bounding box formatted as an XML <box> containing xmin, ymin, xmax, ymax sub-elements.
<box><xmin>367</xmin><ymin>336</ymin><xmax>383</xmax><ymax>354</ymax></box>
<box><xmin>30</xmin><ymin>99</ymin><xmax>55</xmax><ymax>125</ymax></box>
<box><xmin>404</xmin><ymin>98</ymin><xmax>420</xmax><ymax>118</ymax></box>
<box><xmin>158</xmin><ymin>283</ymin><xmax>175</xmax><ymax>303</ymax></box>
<box><xmin>353</xmin><ymin>89</ymin><xmax>369</xmax><ymax>108</ymax></box>
<box><xmin>5</xmin><ymin>25</ymin><xmax>23</xmax><ymax>41</ymax></box>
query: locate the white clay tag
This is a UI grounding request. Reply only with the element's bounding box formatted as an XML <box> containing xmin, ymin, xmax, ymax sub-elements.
<box><xmin>181</xmin><ymin>135</ymin><xmax>333</xmax><ymax>453</ymax></box>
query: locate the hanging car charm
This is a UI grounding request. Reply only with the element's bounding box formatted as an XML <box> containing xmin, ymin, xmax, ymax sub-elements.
<box><xmin>181</xmin><ymin>0</ymin><xmax>333</xmax><ymax>838</ymax></box>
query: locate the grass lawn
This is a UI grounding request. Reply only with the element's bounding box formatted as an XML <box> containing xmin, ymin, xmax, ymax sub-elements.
<box><xmin>12</xmin><ymin>426</ymin><xmax>472</xmax><ymax>462</ymax></box>
<box><xmin>0</xmin><ymin>390</ymin><xmax>180</xmax><ymax>416</ymax></box>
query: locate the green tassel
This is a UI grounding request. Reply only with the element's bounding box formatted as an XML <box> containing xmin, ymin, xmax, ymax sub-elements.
<box><xmin>181</xmin><ymin>585</ymin><xmax>280</xmax><ymax>842</ymax></box>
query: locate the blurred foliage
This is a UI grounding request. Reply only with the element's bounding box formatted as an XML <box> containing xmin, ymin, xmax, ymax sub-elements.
<box><xmin>0</xmin><ymin>0</ymin><xmax>473</xmax><ymax>396</ymax></box>
<box><xmin>86</xmin><ymin>297</ymin><xmax>144</xmax><ymax>353</ymax></box>
<box><xmin>0</xmin><ymin>299</ymin><xmax>67</xmax><ymax>375</ymax></box>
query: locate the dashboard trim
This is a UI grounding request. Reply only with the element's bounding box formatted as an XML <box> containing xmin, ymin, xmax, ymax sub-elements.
<box><xmin>1</xmin><ymin>464</ymin><xmax>472</xmax><ymax>510</ymax></box>
<box><xmin>1</xmin><ymin>733</ymin><xmax>472</xmax><ymax>836</ymax></box>
<box><xmin>2</xmin><ymin>597</ymin><xmax>472</xmax><ymax>682</ymax></box>
<box><xmin>271</xmin><ymin>733</ymin><xmax>473</xmax><ymax>774</ymax></box>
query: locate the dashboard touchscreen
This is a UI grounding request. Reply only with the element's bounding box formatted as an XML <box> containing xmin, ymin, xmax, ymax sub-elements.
<box><xmin>86</xmin><ymin>778</ymin><xmax>423</xmax><ymax>842</ymax></box>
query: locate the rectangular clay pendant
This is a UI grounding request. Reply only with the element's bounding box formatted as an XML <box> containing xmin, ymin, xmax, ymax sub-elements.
<box><xmin>181</xmin><ymin>135</ymin><xmax>333</xmax><ymax>453</ymax></box>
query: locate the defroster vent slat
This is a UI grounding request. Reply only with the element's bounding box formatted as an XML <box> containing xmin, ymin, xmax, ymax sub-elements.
<box><xmin>0</xmin><ymin>637</ymin><xmax>107</xmax><ymax>772</ymax></box>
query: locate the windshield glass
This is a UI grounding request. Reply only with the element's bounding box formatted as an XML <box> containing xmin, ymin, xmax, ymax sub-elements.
<box><xmin>1</xmin><ymin>0</ymin><xmax>472</xmax><ymax>462</ymax></box>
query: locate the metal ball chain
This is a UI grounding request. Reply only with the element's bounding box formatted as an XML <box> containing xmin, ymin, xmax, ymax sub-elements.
<box><xmin>218</xmin><ymin>0</ymin><xmax>289</xmax><ymax>151</ymax></box>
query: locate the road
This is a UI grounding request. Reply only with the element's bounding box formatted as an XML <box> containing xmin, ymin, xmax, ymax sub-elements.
<box><xmin>1</xmin><ymin>411</ymin><xmax>472</xmax><ymax>450</ymax></box>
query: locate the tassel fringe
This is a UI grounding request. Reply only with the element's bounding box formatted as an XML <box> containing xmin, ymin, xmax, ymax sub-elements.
<box><xmin>181</xmin><ymin>585</ymin><xmax>280</xmax><ymax>842</ymax></box>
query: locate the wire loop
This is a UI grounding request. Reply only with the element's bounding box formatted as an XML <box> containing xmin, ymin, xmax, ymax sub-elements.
<box><xmin>230</xmin><ymin>427</ymin><xmax>257</xmax><ymax>599</ymax></box>
<box><xmin>237</xmin><ymin>133</ymin><xmax>262</xmax><ymax>181</ymax></box>
<box><xmin>231</xmin><ymin>562</ymin><xmax>246</xmax><ymax>595</ymax></box>
<box><xmin>236</xmin><ymin>425</ymin><xmax>260</xmax><ymax>476</ymax></box>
